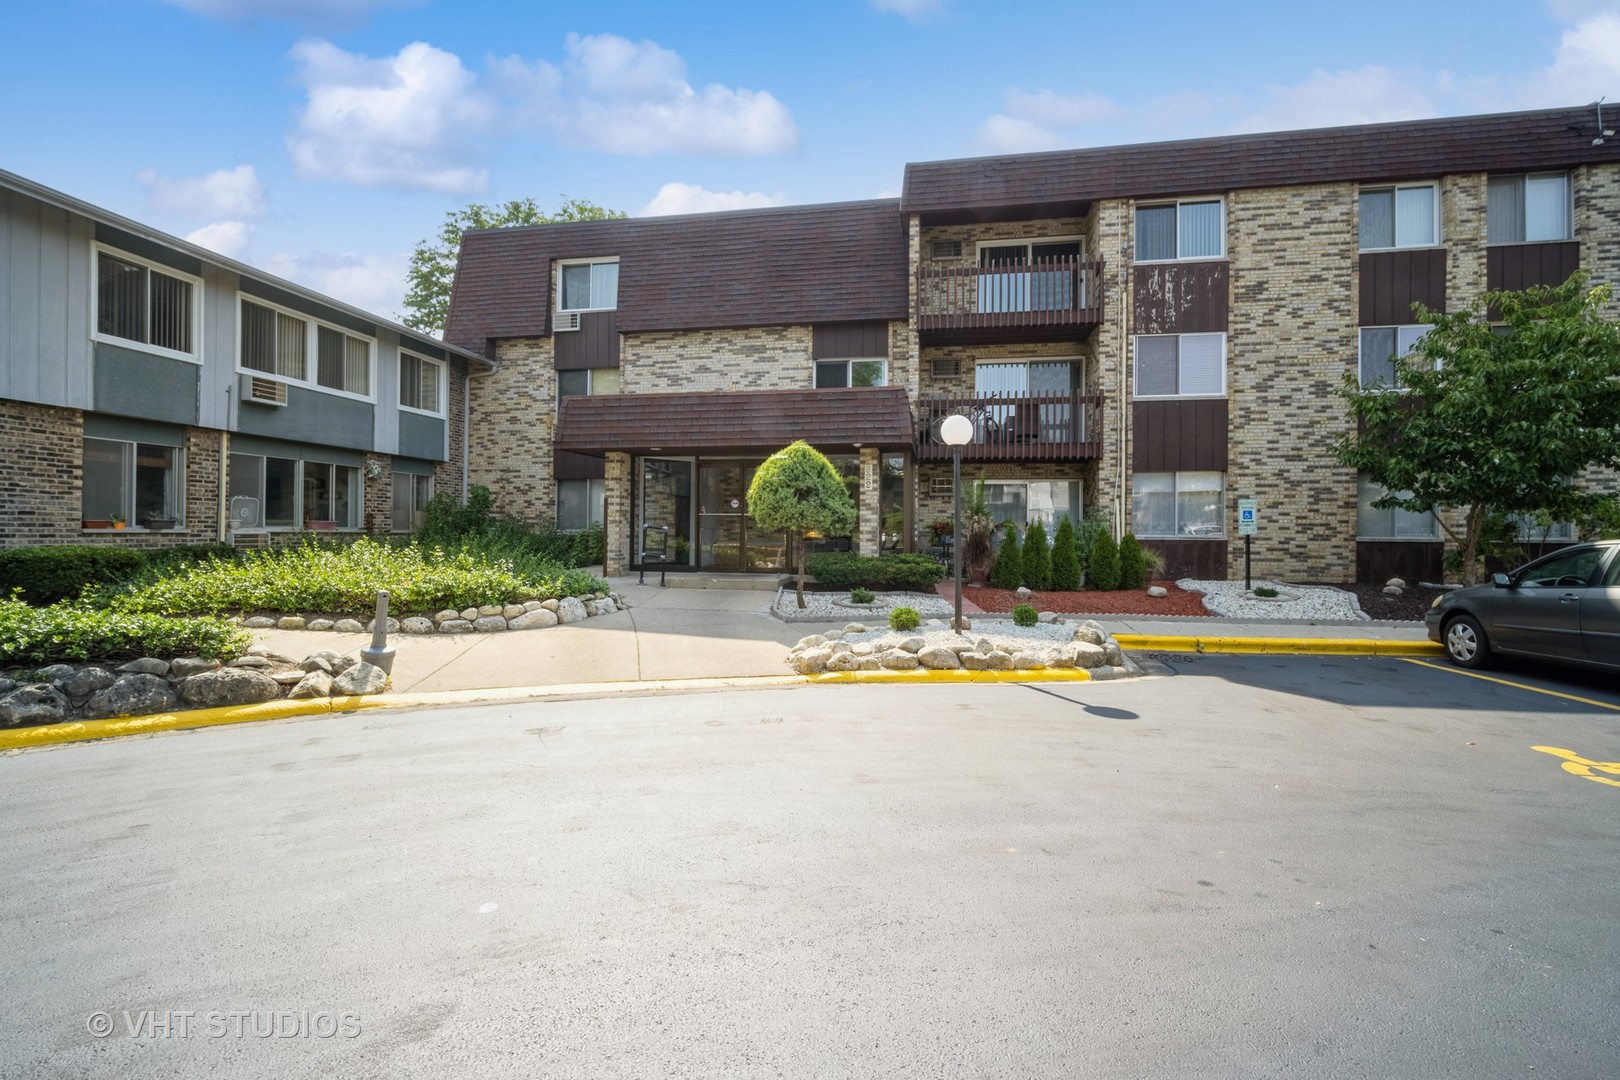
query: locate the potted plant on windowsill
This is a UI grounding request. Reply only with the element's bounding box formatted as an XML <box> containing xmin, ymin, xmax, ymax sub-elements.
<box><xmin>111</xmin><ymin>515</ymin><xmax>127</xmax><ymax>530</ymax></box>
<box><xmin>304</xmin><ymin>519</ymin><xmax>337</xmax><ymax>531</ymax></box>
<box><xmin>81</xmin><ymin>518</ymin><xmax>113</xmax><ymax>530</ymax></box>
<box><xmin>144</xmin><ymin>515</ymin><xmax>177</xmax><ymax>531</ymax></box>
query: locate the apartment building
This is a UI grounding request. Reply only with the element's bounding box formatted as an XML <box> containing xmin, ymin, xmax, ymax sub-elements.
<box><xmin>0</xmin><ymin>170</ymin><xmax>492</xmax><ymax>550</ymax></box>
<box><xmin>452</xmin><ymin>105</ymin><xmax>1618</xmax><ymax>582</ymax></box>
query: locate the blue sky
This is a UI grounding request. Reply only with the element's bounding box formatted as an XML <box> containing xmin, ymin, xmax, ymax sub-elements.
<box><xmin>4</xmin><ymin>0</ymin><xmax>1617</xmax><ymax>321</ymax></box>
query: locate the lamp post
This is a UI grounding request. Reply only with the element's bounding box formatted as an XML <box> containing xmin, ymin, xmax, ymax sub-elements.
<box><xmin>940</xmin><ymin>413</ymin><xmax>974</xmax><ymax>634</ymax></box>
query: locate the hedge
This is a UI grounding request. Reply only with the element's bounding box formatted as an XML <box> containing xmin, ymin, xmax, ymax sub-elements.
<box><xmin>0</xmin><ymin>544</ymin><xmax>238</xmax><ymax>606</ymax></box>
<box><xmin>0</xmin><ymin>597</ymin><xmax>252</xmax><ymax>666</ymax></box>
<box><xmin>804</xmin><ymin>552</ymin><xmax>945</xmax><ymax>591</ymax></box>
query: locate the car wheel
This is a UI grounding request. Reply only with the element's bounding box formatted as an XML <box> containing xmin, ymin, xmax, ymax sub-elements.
<box><xmin>1444</xmin><ymin>613</ymin><xmax>1492</xmax><ymax>669</ymax></box>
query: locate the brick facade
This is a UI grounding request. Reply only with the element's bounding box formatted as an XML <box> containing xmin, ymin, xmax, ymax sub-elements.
<box><xmin>468</xmin><ymin>336</ymin><xmax>561</xmax><ymax>526</ymax></box>
<box><xmin>622</xmin><ymin>326</ymin><xmax>813</xmax><ymax>393</ymax></box>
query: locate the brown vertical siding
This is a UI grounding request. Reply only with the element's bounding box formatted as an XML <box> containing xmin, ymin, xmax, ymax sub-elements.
<box><xmin>1141</xmin><ymin>539</ymin><xmax>1228</xmax><ymax>580</ymax></box>
<box><xmin>554</xmin><ymin>310</ymin><xmax>621</xmax><ymax>370</ymax></box>
<box><xmin>1131</xmin><ymin>399</ymin><xmax>1229</xmax><ymax>472</ymax></box>
<box><xmin>812</xmin><ymin>321</ymin><xmax>890</xmax><ymax>358</ymax></box>
<box><xmin>1132</xmin><ymin>263</ymin><xmax>1229</xmax><ymax>334</ymax></box>
<box><xmin>1356</xmin><ymin>541</ymin><xmax>1443</xmax><ymax>584</ymax></box>
<box><xmin>554</xmin><ymin>449</ymin><xmax>605</xmax><ymax>481</ymax></box>
<box><xmin>1358</xmin><ymin>249</ymin><xmax>1447</xmax><ymax>324</ymax></box>
<box><xmin>1485</xmin><ymin>241</ymin><xmax>1580</xmax><ymax>292</ymax></box>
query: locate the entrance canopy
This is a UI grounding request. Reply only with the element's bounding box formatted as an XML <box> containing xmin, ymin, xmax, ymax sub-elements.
<box><xmin>555</xmin><ymin>386</ymin><xmax>915</xmax><ymax>456</ymax></box>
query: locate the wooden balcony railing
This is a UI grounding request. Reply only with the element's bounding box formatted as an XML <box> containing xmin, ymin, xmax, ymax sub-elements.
<box><xmin>916</xmin><ymin>257</ymin><xmax>1105</xmax><ymax>338</ymax></box>
<box><xmin>914</xmin><ymin>392</ymin><xmax>1105</xmax><ymax>462</ymax></box>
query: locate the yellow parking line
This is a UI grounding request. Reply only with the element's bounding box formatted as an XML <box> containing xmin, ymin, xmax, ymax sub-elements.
<box><xmin>1401</xmin><ymin>658</ymin><xmax>1620</xmax><ymax>713</ymax></box>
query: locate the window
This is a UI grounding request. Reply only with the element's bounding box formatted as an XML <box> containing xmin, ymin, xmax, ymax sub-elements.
<box><xmin>1487</xmin><ymin>173</ymin><xmax>1571</xmax><ymax>244</ymax></box>
<box><xmin>558</xmin><ymin>368</ymin><xmax>622</xmax><ymax>396</ymax></box>
<box><xmin>1135</xmin><ymin>200</ymin><xmax>1224</xmax><ymax>261</ymax></box>
<box><xmin>1358</xmin><ymin>325</ymin><xmax>1430</xmax><ymax>389</ymax></box>
<box><xmin>983</xmin><ymin>481</ymin><xmax>1080</xmax><ymax>533</ymax></box>
<box><xmin>814</xmin><ymin>359</ymin><xmax>887</xmax><ymax>388</ymax></box>
<box><xmin>976</xmin><ymin>238</ymin><xmax>1085</xmax><ymax>311</ymax></box>
<box><xmin>1359</xmin><ymin>183</ymin><xmax>1438</xmax><ymax>249</ymax></box>
<box><xmin>558</xmin><ymin>259</ymin><xmax>619</xmax><ymax>311</ymax></box>
<box><xmin>1132</xmin><ymin>472</ymin><xmax>1224</xmax><ymax>538</ymax></box>
<box><xmin>1509</xmin><ymin>513</ymin><xmax>1575</xmax><ymax>543</ymax></box>
<box><xmin>1356</xmin><ymin>474</ymin><xmax>1437</xmax><ymax>539</ymax></box>
<box><xmin>94</xmin><ymin>248</ymin><xmax>196</xmax><ymax>358</ymax></box>
<box><xmin>1134</xmin><ymin>333</ymin><xmax>1225</xmax><ymax>397</ymax></box>
<box><xmin>230</xmin><ymin>452</ymin><xmax>360</xmax><ymax>529</ymax></box>
<box><xmin>239</xmin><ymin>298</ymin><xmax>374</xmax><ymax>398</ymax></box>
<box><xmin>82</xmin><ymin>438</ymin><xmax>183</xmax><ymax>526</ymax></box>
<box><xmin>391</xmin><ymin>472</ymin><xmax>433</xmax><ymax>532</ymax></box>
<box><xmin>557</xmin><ymin>478</ymin><xmax>605</xmax><ymax>532</ymax></box>
<box><xmin>1518</xmin><ymin>547</ymin><xmax>1604</xmax><ymax>588</ymax></box>
<box><xmin>400</xmin><ymin>352</ymin><xmax>444</xmax><ymax>414</ymax></box>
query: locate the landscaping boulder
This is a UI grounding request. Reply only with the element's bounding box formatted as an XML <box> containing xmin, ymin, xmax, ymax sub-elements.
<box><xmin>796</xmin><ymin>634</ymin><xmax>827</xmax><ymax>649</ymax></box>
<box><xmin>180</xmin><ymin>668</ymin><xmax>281</xmax><ymax>708</ymax></box>
<box><xmin>459</xmin><ymin>607</ymin><xmax>480</xmax><ymax>622</ymax></box>
<box><xmin>439</xmin><ymin>619</ymin><xmax>474</xmax><ymax>633</ymax></box>
<box><xmin>1387</xmin><ymin>577</ymin><xmax>1406</xmax><ymax>589</ymax></box>
<box><xmin>84</xmin><ymin>674</ymin><xmax>178</xmax><ymax>720</ymax></box>
<box><xmin>521</xmin><ymin>601</ymin><xmax>545</xmax><ymax>614</ymax></box>
<box><xmin>272</xmin><ymin>670</ymin><xmax>309</xmax><ymax>686</ymax></box>
<box><xmin>1103</xmin><ymin>641</ymin><xmax>1125</xmax><ymax>667</ymax></box>
<box><xmin>850</xmin><ymin>642</ymin><xmax>875</xmax><ymax>656</ymax></box>
<box><xmin>843</xmin><ymin>623</ymin><xmax>868</xmax><ymax>634</ymax></box>
<box><xmin>34</xmin><ymin>664</ymin><xmax>74</xmax><ymax>682</ymax></box>
<box><xmin>302</xmin><ymin>651</ymin><xmax>344</xmax><ymax>673</ymax></box>
<box><xmin>541</xmin><ymin>599</ymin><xmax>560</xmax><ymax>612</ymax></box>
<box><xmin>1064</xmin><ymin>642</ymin><xmax>1108</xmax><ymax>669</ymax></box>
<box><xmin>228</xmin><ymin>656</ymin><xmax>271</xmax><ymax>669</ymax></box>
<box><xmin>1011</xmin><ymin>652</ymin><xmax>1047</xmax><ymax>670</ymax></box>
<box><xmin>118</xmin><ymin>658</ymin><xmax>170</xmax><ymax>677</ymax></box>
<box><xmin>288</xmin><ymin>671</ymin><xmax>333</xmax><ymax>699</ymax></box>
<box><xmin>54</xmin><ymin>666</ymin><xmax>116</xmax><ymax>699</ymax></box>
<box><xmin>878</xmin><ymin>649</ymin><xmax>920</xmax><ymax>670</ymax></box>
<box><xmin>334</xmin><ymin>619</ymin><xmax>365</xmax><ymax>634</ymax></box>
<box><xmin>477</xmin><ymin>605</ymin><xmax>504</xmax><ymax>618</ymax></box>
<box><xmin>0</xmin><ymin>685</ymin><xmax>69</xmax><ymax>726</ymax></box>
<box><xmin>332</xmin><ymin>662</ymin><xmax>388</xmax><ymax>696</ymax></box>
<box><xmin>895</xmin><ymin>636</ymin><xmax>927</xmax><ymax>653</ymax></box>
<box><xmin>596</xmin><ymin>598</ymin><xmax>618</xmax><ymax>615</ymax></box>
<box><xmin>246</xmin><ymin>647</ymin><xmax>298</xmax><ymax>662</ymax></box>
<box><xmin>306</xmin><ymin>619</ymin><xmax>335</xmax><ymax>631</ymax></box>
<box><xmin>243</xmin><ymin>616</ymin><xmax>277</xmax><ymax>629</ymax></box>
<box><xmin>824</xmin><ymin>652</ymin><xmax>861</xmax><ymax>672</ymax></box>
<box><xmin>509</xmin><ymin>609</ymin><xmax>558</xmax><ymax>630</ymax></box>
<box><xmin>276</xmin><ymin>616</ymin><xmax>306</xmax><ymax>631</ymax></box>
<box><xmin>169</xmin><ymin>657</ymin><xmax>219</xmax><ymax>678</ymax></box>
<box><xmin>1146</xmin><ymin>586</ymin><xmax>1168</xmax><ymax>599</ymax></box>
<box><xmin>473</xmin><ymin>615</ymin><xmax>508</xmax><ymax>633</ymax></box>
<box><xmin>0</xmin><ymin>678</ymin><xmax>15</xmax><ymax>695</ymax></box>
<box><xmin>502</xmin><ymin>604</ymin><xmax>526</xmax><ymax>620</ymax></box>
<box><xmin>401</xmin><ymin>617</ymin><xmax>436</xmax><ymax>634</ymax></box>
<box><xmin>365</xmin><ymin>617</ymin><xmax>400</xmax><ymax>634</ymax></box>
<box><xmin>556</xmin><ymin>597</ymin><xmax>589</xmax><ymax>624</ymax></box>
<box><xmin>787</xmin><ymin>647</ymin><xmax>832</xmax><ymax>675</ymax></box>
<box><xmin>917</xmin><ymin>646</ymin><xmax>961</xmax><ymax>670</ymax></box>
<box><xmin>1073</xmin><ymin>623</ymin><xmax>1108</xmax><ymax>646</ymax></box>
<box><xmin>433</xmin><ymin>609</ymin><xmax>460</xmax><ymax>624</ymax></box>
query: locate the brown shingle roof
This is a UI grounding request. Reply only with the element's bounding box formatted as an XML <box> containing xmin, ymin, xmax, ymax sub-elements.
<box><xmin>901</xmin><ymin>105</ymin><xmax>1620</xmax><ymax>219</ymax></box>
<box><xmin>445</xmin><ymin>200</ymin><xmax>907</xmax><ymax>353</ymax></box>
<box><xmin>554</xmin><ymin>387</ymin><xmax>915</xmax><ymax>455</ymax></box>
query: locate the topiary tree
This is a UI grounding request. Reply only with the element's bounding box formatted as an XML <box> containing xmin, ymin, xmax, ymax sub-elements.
<box><xmin>1050</xmin><ymin>517</ymin><xmax>1080</xmax><ymax>591</ymax></box>
<box><xmin>1088</xmin><ymin>528</ymin><xmax>1121</xmax><ymax>591</ymax></box>
<box><xmin>747</xmin><ymin>441</ymin><xmax>857</xmax><ymax>608</ymax></box>
<box><xmin>1021</xmin><ymin>519</ymin><xmax>1051</xmax><ymax>591</ymax></box>
<box><xmin>1117</xmin><ymin>532</ymin><xmax>1146</xmax><ymax>590</ymax></box>
<box><xmin>990</xmin><ymin>520</ymin><xmax>1022</xmax><ymax>590</ymax></box>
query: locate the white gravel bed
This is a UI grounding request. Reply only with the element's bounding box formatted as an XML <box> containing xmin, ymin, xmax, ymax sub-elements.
<box><xmin>1179</xmin><ymin>578</ymin><xmax>1367</xmax><ymax>621</ymax></box>
<box><xmin>772</xmin><ymin>588</ymin><xmax>953</xmax><ymax>621</ymax></box>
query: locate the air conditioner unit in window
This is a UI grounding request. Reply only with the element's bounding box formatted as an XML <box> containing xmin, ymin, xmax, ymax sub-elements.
<box><xmin>553</xmin><ymin>310</ymin><xmax>582</xmax><ymax>333</ymax></box>
<box><xmin>239</xmin><ymin>373</ymin><xmax>287</xmax><ymax>406</ymax></box>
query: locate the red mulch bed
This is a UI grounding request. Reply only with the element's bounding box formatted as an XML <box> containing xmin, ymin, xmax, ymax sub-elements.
<box><xmin>962</xmin><ymin>581</ymin><xmax>1210</xmax><ymax>617</ymax></box>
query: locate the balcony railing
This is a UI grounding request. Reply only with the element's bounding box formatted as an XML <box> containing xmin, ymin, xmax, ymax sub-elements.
<box><xmin>915</xmin><ymin>392</ymin><xmax>1105</xmax><ymax>462</ymax></box>
<box><xmin>917</xmin><ymin>257</ymin><xmax>1105</xmax><ymax>339</ymax></box>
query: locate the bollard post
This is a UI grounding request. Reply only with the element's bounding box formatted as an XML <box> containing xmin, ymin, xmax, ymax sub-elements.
<box><xmin>360</xmin><ymin>590</ymin><xmax>396</xmax><ymax>674</ymax></box>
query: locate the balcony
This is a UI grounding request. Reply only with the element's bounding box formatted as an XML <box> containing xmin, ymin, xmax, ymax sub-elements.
<box><xmin>916</xmin><ymin>256</ymin><xmax>1105</xmax><ymax>345</ymax></box>
<box><xmin>915</xmin><ymin>392</ymin><xmax>1105</xmax><ymax>462</ymax></box>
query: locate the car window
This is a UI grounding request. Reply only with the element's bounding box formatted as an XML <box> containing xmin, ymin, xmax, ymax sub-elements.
<box><xmin>1603</xmin><ymin>551</ymin><xmax>1620</xmax><ymax>588</ymax></box>
<box><xmin>1519</xmin><ymin>548</ymin><xmax>1604</xmax><ymax>587</ymax></box>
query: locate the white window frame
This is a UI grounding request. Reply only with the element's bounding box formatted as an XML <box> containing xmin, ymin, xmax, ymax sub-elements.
<box><xmin>1131</xmin><ymin>333</ymin><xmax>1227</xmax><ymax>399</ymax></box>
<box><xmin>972</xmin><ymin>235</ymin><xmax>1086</xmax><ymax>264</ymax></box>
<box><xmin>235</xmin><ymin>294</ymin><xmax>377</xmax><ymax>403</ymax></box>
<box><xmin>555</xmin><ymin>257</ymin><xmax>620</xmax><ymax>313</ymax></box>
<box><xmin>1132</xmin><ymin>199</ymin><xmax>1226</xmax><ymax>263</ymax></box>
<box><xmin>1131</xmin><ymin>471</ymin><xmax>1226</xmax><ymax>539</ymax></box>
<box><xmin>229</xmin><ymin>452</ymin><xmax>363</xmax><ymax>531</ymax></box>
<box><xmin>557</xmin><ymin>368</ymin><xmax>622</xmax><ymax>399</ymax></box>
<box><xmin>399</xmin><ymin>351</ymin><xmax>446</xmax><ymax>417</ymax></box>
<box><xmin>81</xmin><ymin>437</ymin><xmax>186</xmax><ymax>529</ymax></box>
<box><xmin>89</xmin><ymin>242</ymin><xmax>203</xmax><ymax>364</ymax></box>
<box><xmin>1357</xmin><ymin>325</ymin><xmax>1431</xmax><ymax>390</ymax></box>
<box><xmin>1358</xmin><ymin>182</ymin><xmax>1441</xmax><ymax>251</ymax></box>
<box><xmin>813</xmin><ymin>357</ymin><xmax>889</xmax><ymax>389</ymax></box>
<box><xmin>1486</xmin><ymin>172</ymin><xmax>1574</xmax><ymax>245</ymax></box>
<box><xmin>972</xmin><ymin>356</ymin><xmax>1084</xmax><ymax>395</ymax></box>
<box><xmin>1355</xmin><ymin>474</ymin><xmax>1439</xmax><ymax>541</ymax></box>
<box><xmin>557</xmin><ymin>477</ymin><xmax>607</xmax><ymax>532</ymax></box>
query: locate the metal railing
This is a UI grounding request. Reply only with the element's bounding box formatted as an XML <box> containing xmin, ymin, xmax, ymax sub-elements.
<box><xmin>914</xmin><ymin>391</ymin><xmax>1105</xmax><ymax>461</ymax></box>
<box><xmin>916</xmin><ymin>256</ymin><xmax>1105</xmax><ymax>333</ymax></box>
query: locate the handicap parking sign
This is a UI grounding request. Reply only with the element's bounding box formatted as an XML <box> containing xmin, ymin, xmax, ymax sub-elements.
<box><xmin>1238</xmin><ymin>498</ymin><xmax>1258</xmax><ymax>536</ymax></box>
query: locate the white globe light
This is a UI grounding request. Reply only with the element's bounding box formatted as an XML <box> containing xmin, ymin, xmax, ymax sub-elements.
<box><xmin>940</xmin><ymin>413</ymin><xmax>974</xmax><ymax>446</ymax></box>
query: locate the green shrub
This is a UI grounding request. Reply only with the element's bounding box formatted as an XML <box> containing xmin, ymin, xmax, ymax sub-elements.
<box><xmin>0</xmin><ymin>596</ymin><xmax>251</xmax><ymax>666</ymax></box>
<box><xmin>850</xmin><ymin>587</ymin><xmax>875</xmax><ymax>604</ymax></box>
<box><xmin>1021</xmin><ymin>520</ymin><xmax>1051</xmax><ymax>591</ymax></box>
<box><xmin>1089</xmin><ymin>529</ymin><xmax>1121</xmax><ymax>591</ymax></box>
<box><xmin>1011</xmin><ymin>603</ymin><xmax>1039</xmax><ymax>627</ymax></box>
<box><xmin>417</xmin><ymin>485</ymin><xmax>603</xmax><ymax>569</ymax></box>
<box><xmin>804</xmin><ymin>552</ymin><xmax>945</xmax><ymax>591</ymax></box>
<box><xmin>0</xmin><ymin>546</ymin><xmax>145</xmax><ymax>605</ymax></box>
<box><xmin>1118</xmin><ymin>533</ymin><xmax>1146</xmax><ymax>590</ymax></box>
<box><xmin>1076</xmin><ymin>511</ymin><xmax>1111</xmax><ymax>576</ymax></box>
<box><xmin>1254</xmin><ymin>586</ymin><xmax>1279</xmax><ymax>598</ymax></box>
<box><xmin>1050</xmin><ymin>518</ymin><xmax>1080</xmax><ymax>591</ymax></box>
<box><xmin>990</xmin><ymin>521</ymin><xmax>1022</xmax><ymax>590</ymax></box>
<box><xmin>888</xmin><ymin>606</ymin><xmax>921</xmax><ymax>631</ymax></box>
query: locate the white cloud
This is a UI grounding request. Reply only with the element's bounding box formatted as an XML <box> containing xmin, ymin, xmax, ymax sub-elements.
<box><xmin>492</xmin><ymin>33</ymin><xmax>799</xmax><ymax>156</ymax></box>
<box><xmin>869</xmin><ymin>0</ymin><xmax>947</xmax><ymax>21</ymax></box>
<box><xmin>287</xmin><ymin>39</ymin><xmax>495</xmax><ymax>194</ymax></box>
<box><xmin>159</xmin><ymin>0</ymin><xmax>421</xmax><ymax>22</ymax></box>
<box><xmin>1526</xmin><ymin>12</ymin><xmax>1620</xmax><ymax>105</ymax></box>
<box><xmin>1542</xmin><ymin>0</ymin><xmax>1620</xmax><ymax>23</ymax></box>
<box><xmin>261</xmin><ymin>250</ymin><xmax>410</xmax><ymax>320</ymax></box>
<box><xmin>184</xmin><ymin>221</ymin><xmax>253</xmax><ymax>259</ymax></box>
<box><xmin>977</xmin><ymin>88</ymin><xmax>1121</xmax><ymax>152</ymax></box>
<box><xmin>138</xmin><ymin>165</ymin><xmax>267</xmax><ymax>219</ymax></box>
<box><xmin>640</xmin><ymin>182</ymin><xmax>788</xmax><ymax>216</ymax></box>
<box><xmin>1235</xmin><ymin>66</ymin><xmax>1437</xmax><ymax>134</ymax></box>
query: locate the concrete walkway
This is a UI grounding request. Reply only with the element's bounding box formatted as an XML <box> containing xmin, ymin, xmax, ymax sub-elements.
<box><xmin>248</xmin><ymin>578</ymin><xmax>1436</xmax><ymax>694</ymax></box>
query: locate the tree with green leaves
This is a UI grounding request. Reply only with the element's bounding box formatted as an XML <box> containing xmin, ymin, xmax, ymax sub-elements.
<box><xmin>1088</xmin><ymin>529</ymin><xmax>1121</xmax><ymax>591</ymax></box>
<box><xmin>1118</xmin><ymin>533</ymin><xmax>1146</xmax><ymax>590</ymax></box>
<box><xmin>747</xmin><ymin>441</ymin><xmax>857</xmax><ymax>608</ymax></box>
<box><xmin>1336</xmin><ymin>273</ymin><xmax>1620</xmax><ymax>585</ymax></box>
<box><xmin>990</xmin><ymin>521</ymin><xmax>1022</xmax><ymax>590</ymax></box>
<box><xmin>1021</xmin><ymin>519</ymin><xmax>1051</xmax><ymax>591</ymax></box>
<box><xmin>403</xmin><ymin>196</ymin><xmax>626</xmax><ymax>334</ymax></box>
<box><xmin>1050</xmin><ymin>517</ymin><xmax>1080</xmax><ymax>591</ymax></box>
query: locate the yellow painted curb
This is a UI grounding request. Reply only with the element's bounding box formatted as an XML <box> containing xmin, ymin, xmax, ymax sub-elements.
<box><xmin>1114</xmin><ymin>634</ymin><xmax>1443</xmax><ymax>657</ymax></box>
<box><xmin>810</xmin><ymin>667</ymin><xmax>1092</xmax><ymax>684</ymax></box>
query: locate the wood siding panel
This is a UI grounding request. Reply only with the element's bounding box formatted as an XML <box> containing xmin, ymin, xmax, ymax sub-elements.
<box><xmin>1486</xmin><ymin>241</ymin><xmax>1580</xmax><ymax>293</ymax></box>
<box><xmin>554</xmin><ymin>310</ymin><xmax>620</xmax><ymax>370</ymax></box>
<box><xmin>1132</xmin><ymin>399</ymin><xmax>1228</xmax><ymax>472</ymax></box>
<box><xmin>1358</xmin><ymin>249</ymin><xmax>1446</xmax><ymax>325</ymax></box>
<box><xmin>1141</xmin><ymin>539</ymin><xmax>1227</xmax><ymax>581</ymax></box>
<box><xmin>554</xmin><ymin>449</ymin><xmax>605</xmax><ymax>480</ymax></box>
<box><xmin>1356</xmin><ymin>541</ymin><xmax>1442</xmax><ymax>584</ymax></box>
<box><xmin>1132</xmin><ymin>262</ymin><xmax>1229</xmax><ymax>334</ymax></box>
<box><xmin>813</xmin><ymin>321</ymin><xmax>889</xmax><ymax>358</ymax></box>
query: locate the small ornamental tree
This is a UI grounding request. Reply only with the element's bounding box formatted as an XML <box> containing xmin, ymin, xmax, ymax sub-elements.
<box><xmin>746</xmin><ymin>441</ymin><xmax>857</xmax><ymax>608</ymax></box>
<box><xmin>1118</xmin><ymin>533</ymin><xmax>1146</xmax><ymax>590</ymax></box>
<box><xmin>1050</xmin><ymin>517</ymin><xmax>1081</xmax><ymax>591</ymax></box>
<box><xmin>1088</xmin><ymin>528</ymin><xmax>1121</xmax><ymax>591</ymax></box>
<box><xmin>1022</xmin><ymin>519</ymin><xmax>1051</xmax><ymax>591</ymax></box>
<box><xmin>990</xmin><ymin>521</ymin><xmax>1023</xmax><ymax>590</ymax></box>
<box><xmin>1336</xmin><ymin>273</ymin><xmax>1620</xmax><ymax>584</ymax></box>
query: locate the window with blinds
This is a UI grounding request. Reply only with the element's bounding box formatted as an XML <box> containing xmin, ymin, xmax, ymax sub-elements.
<box><xmin>240</xmin><ymin>300</ymin><xmax>308</xmax><ymax>381</ymax></box>
<box><xmin>95</xmin><ymin>250</ymin><xmax>195</xmax><ymax>356</ymax></box>
<box><xmin>1359</xmin><ymin>183</ymin><xmax>1438</xmax><ymax>249</ymax></box>
<box><xmin>1135</xmin><ymin>200</ymin><xmax>1224</xmax><ymax>261</ymax></box>
<box><xmin>400</xmin><ymin>353</ymin><xmax>443</xmax><ymax>413</ymax></box>
<box><xmin>1486</xmin><ymin>173</ymin><xmax>1571</xmax><ymax>244</ymax></box>
<box><xmin>316</xmin><ymin>326</ymin><xmax>371</xmax><ymax>396</ymax></box>
<box><xmin>1133</xmin><ymin>333</ymin><xmax>1225</xmax><ymax>397</ymax></box>
<box><xmin>558</xmin><ymin>259</ymin><xmax>619</xmax><ymax>311</ymax></box>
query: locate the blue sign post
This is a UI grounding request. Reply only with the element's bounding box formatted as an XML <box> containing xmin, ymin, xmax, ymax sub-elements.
<box><xmin>1237</xmin><ymin>499</ymin><xmax>1258</xmax><ymax>590</ymax></box>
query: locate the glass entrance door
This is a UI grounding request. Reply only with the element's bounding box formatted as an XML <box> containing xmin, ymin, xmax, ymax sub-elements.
<box><xmin>640</xmin><ymin>459</ymin><xmax>692</xmax><ymax>567</ymax></box>
<box><xmin>696</xmin><ymin>462</ymin><xmax>790</xmax><ymax>572</ymax></box>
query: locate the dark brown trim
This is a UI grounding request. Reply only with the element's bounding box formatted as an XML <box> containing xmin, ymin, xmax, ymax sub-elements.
<box><xmin>1141</xmin><ymin>539</ymin><xmax>1227</xmax><ymax>581</ymax></box>
<box><xmin>1356</xmin><ymin>541</ymin><xmax>1443</xmax><ymax>584</ymax></box>
<box><xmin>1131</xmin><ymin>400</ymin><xmax>1228</xmax><ymax>472</ymax></box>
<box><xmin>1359</xmin><ymin>249</ymin><xmax>1446</xmax><ymax>325</ymax></box>
<box><xmin>554</xmin><ymin>310</ymin><xmax>621</xmax><ymax>370</ymax></box>
<box><xmin>1132</xmin><ymin>263</ymin><xmax>1228</xmax><ymax>334</ymax></box>
<box><xmin>553</xmin><ymin>449</ymin><xmax>604</xmax><ymax>481</ymax></box>
<box><xmin>1485</xmin><ymin>241</ymin><xmax>1580</xmax><ymax>294</ymax></box>
<box><xmin>812</xmin><ymin>321</ymin><xmax>889</xmax><ymax>359</ymax></box>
